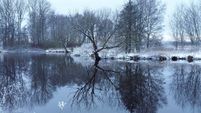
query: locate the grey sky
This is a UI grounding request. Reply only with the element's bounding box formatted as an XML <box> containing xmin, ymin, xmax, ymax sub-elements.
<box><xmin>47</xmin><ymin>0</ymin><xmax>195</xmax><ymax>41</ymax></box>
<box><xmin>48</xmin><ymin>0</ymin><xmax>125</xmax><ymax>14</ymax></box>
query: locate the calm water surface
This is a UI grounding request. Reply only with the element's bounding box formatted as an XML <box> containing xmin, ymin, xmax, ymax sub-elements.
<box><xmin>0</xmin><ymin>53</ymin><xmax>200</xmax><ymax>113</ymax></box>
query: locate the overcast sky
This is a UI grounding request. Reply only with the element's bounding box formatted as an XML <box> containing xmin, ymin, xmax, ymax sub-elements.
<box><xmin>47</xmin><ymin>0</ymin><xmax>195</xmax><ymax>41</ymax></box>
<box><xmin>48</xmin><ymin>0</ymin><xmax>125</xmax><ymax>14</ymax></box>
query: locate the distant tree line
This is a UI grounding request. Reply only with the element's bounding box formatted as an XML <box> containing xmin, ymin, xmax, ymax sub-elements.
<box><xmin>117</xmin><ymin>0</ymin><xmax>165</xmax><ymax>53</ymax></box>
<box><xmin>0</xmin><ymin>0</ymin><xmax>84</xmax><ymax>49</ymax></box>
<box><xmin>0</xmin><ymin>0</ymin><xmax>165</xmax><ymax>55</ymax></box>
<box><xmin>170</xmin><ymin>1</ymin><xmax>201</xmax><ymax>49</ymax></box>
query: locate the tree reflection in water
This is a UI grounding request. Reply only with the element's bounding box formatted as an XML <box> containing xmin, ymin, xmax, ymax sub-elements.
<box><xmin>118</xmin><ymin>63</ymin><xmax>166</xmax><ymax>113</ymax></box>
<box><xmin>171</xmin><ymin>64</ymin><xmax>201</xmax><ymax>110</ymax></box>
<box><xmin>0</xmin><ymin>54</ymin><xmax>86</xmax><ymax>112</ymax></box>
<box><xmin>0</xmin><ymin>54</ymin><xmax>30</xmax><ymax>112</ymax></box>
<box><xmin>72</xmin><ymin>61</ymin><xmax>167</xmax><ymax>113</ymax></box>
<box><xmin>0</xmin><ymin>54</ymin><xmax>167</xmax><ymax>113</ymax></box>
<box><xmin>72</xmin><ymin>60</ymin><xmax>120</xmax><ymax>109</ymax></box>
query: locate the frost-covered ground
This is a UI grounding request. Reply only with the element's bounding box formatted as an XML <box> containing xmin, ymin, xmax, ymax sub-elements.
<box><xmin>2</xmin><ymin>48</ymin><xmax>46</xmax><ymax>54</ymax></box>
<box><xmin>71</xmin><ymin>43</ymin><xmax>201</xmax><ymax>61</ymax></box>
<box><xmin>1</xmin><ymin>42</ymin><xmax>201</xmax><ymax>61</ymax></box>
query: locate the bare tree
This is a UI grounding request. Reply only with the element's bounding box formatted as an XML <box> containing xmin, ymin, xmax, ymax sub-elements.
<box><xmin>117</xmin><ymin>0</ymin><xmax>137</xmax><ymax>53</ymax></box>
<box><xmin>0</xmin><ymin>0</ymin><xmax>16</xmax><ymax>47</ymax></box>
<box><xmin>54</xmin><ymin>15</ymin><xmax>77</xmax><ymax>52</ymax></box>
<box><xmin>117</xmin><ymin>0</ymin><xmax>165</xmax><ymax>53</ymax></box>
<box><xmin>184</xmin><ymin>3</ymin><xmax>201</xmax><ymax>45</ymax></box>
<box><xmin>15</xmin><ymin>0</ymin><xmax>27</xmax><ymax>45</ymax></box>
<box><xmin>47</xmin><ymin>13</ymin><xmax>83</xmax><ymax>50</ymax></box>
<box><xmin>171</xmin><ymin>1</ymin><xmax>201</xmax><ymax>47</ymax></box>
<box><xmin>170</xmin><ymin>4</ymin><xmax>186</xmax><ymax>49</ymax></box>
<box><xmin>28</xmin><ymin>0</ymin><xmax>51</xmax><ymax>48</ymax></box>
<box><xmin>72</xmin><ymin>10</ymin><xmax>119</xmax><ymax>61</ymax></box>
<box><xmin>28</xmin><ymin>0</ymin><xmax>38</xmax><ymax>47</ymax></box>
<box><xmin>143</xmin><ymin>0</ymin><xmax>165</xmax><ymax>49</ymax></box>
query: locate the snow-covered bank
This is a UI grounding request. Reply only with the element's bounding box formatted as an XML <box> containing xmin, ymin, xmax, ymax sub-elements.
<box><xmin>70</xmin><ymin>43</ymin><xmax>201</xmax><ymax>62</ymax></box>
<box><xmin>0</xmin><ymin>48</ymin><xmax>70</xmax><ymax>54</ymax></box>
<box><xmin>1</xmin><ymin>48</ymin><xmax>46</xmax><ymax>54</ymax></box>
<box><xmin>1</xmin><ymin>43</ymin><xmax>201</xmax><ymax>63</ymax></box>
<box><xmin>45</xmin><ymin>48</ymin><xmax>71</xmax><ymax>54</ymax></box>
<box><xmin>107</xmin><ymin>51</ymin><xmax>201</xmax><ymax>62</ymax></box>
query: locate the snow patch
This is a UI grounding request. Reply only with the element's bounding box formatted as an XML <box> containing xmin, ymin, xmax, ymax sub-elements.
<box><xmin>72</xmin><ymin>44</ymin><xmax>93</xmax><ymax>57</ymax></box>
<box><xmin>46</xmin><ymin>48</ymin><xmax>70</xmax><ymax>54</ymax></box>
<box><xmin>70</xmin><ymin>43</ymin><xmax>201</xmax><ymax>62</ymax></box>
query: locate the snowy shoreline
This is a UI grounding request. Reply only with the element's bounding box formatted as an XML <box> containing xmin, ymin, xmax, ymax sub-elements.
<box><xmin>70</xmin><ymin>43</ymin><xmax>201</xmax><ymax>62</ymax></box>
<box><xmin>1</xmin><ymin>46</ymin><xmax>201</xmax><ymax>63</ymax></box>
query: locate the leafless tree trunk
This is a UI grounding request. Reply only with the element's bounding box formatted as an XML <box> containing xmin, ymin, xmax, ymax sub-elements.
<box><xmin>28</xmin><ymin>0</ymin><xmax>50</xmax><ymax>48</ymax></box>
<box><xmin>170</xmin><ymin>4</ymin><xmax>186</xmax><ymax>49</ymax></box>
<box><xmin>117</xmin><ymin>0</ymin><xmax>165</xmax><ymax>53</ymax></box>
<box><xmin>0</xmin><ymin>0</ymin><xmax>16</xmax><ymax>48</ymax></box>
<box><xmin>72</xmin><ymin>10</ymin><xmax>119</xmax><ymax>61</ymax></box>
<box><xmin>184</xmin><ymin>3</ymin><xmax>201</xmax><ymax>46</ymax></box>
<box><xmin>15</xmin><ymin>0</ymin><xmax>26</xmax><ymax>45</ymax></box>
<box><xmin>143</xmin><ymin>0</ymin><xmax>165</xmax><ymax>49</ymax></box>
<box><xmin>171</xmin><ymin>1</ymin><xmax>201</xmax><ymax>47</ymax></box>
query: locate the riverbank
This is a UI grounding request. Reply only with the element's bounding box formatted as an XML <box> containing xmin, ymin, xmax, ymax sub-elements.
<box><xmin>1</xmin><ymin>46</ymin><xmax>201</xmax><ymax>63</ymax></box>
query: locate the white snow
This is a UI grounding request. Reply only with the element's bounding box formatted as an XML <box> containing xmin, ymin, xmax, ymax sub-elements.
<box><xmin>46</xmin><ymin>48</ymin><xmax>69</xmax><ymax>54</ymax></box>
<box><xmin>71</xmin><ymin>43</ymin><xmax>121</xmax><ymax>58</ymax></box>
<box><xmin>72</xmin><ymin>43</ymin><xmax>93</xmax><ymax>57</ymax></box>
<box><xmin>70</xmin><ymin>43</ymin><xmax>201</xmax><ymax>61</ymax></box>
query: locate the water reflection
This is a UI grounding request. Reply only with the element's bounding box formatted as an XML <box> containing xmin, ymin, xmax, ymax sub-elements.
<box><xmin>0</xmin><ymin>54</ymin><xmax>88</xmax><ymax>112</ymax></box>
<box><xmin>72</xmin><ymin>61</ymin><xmax>167</xmax><ymax>113</ymax></box>
<box><xmin>72</xmin><ymin>60</ymin><xmax>120</xmax><ymax>109</ymax></box>
<box><xmin>118</xmin><ymin>63</ymin><xmax>166</xmax><ymax>113</ymax></box>
<box><xmin>171</xmin><ymin>64</ymin><xmax>201</xmax><ymax>110</ymax></box>
<box><xmin>0</xmin><ymin>54</ymin><xmax>30</xmax><ymax>112</ymax></box>
<box><xmin>0</xmin><ymin>54</ymin><xmax>201</xmax><ymax>113</ymax></box>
